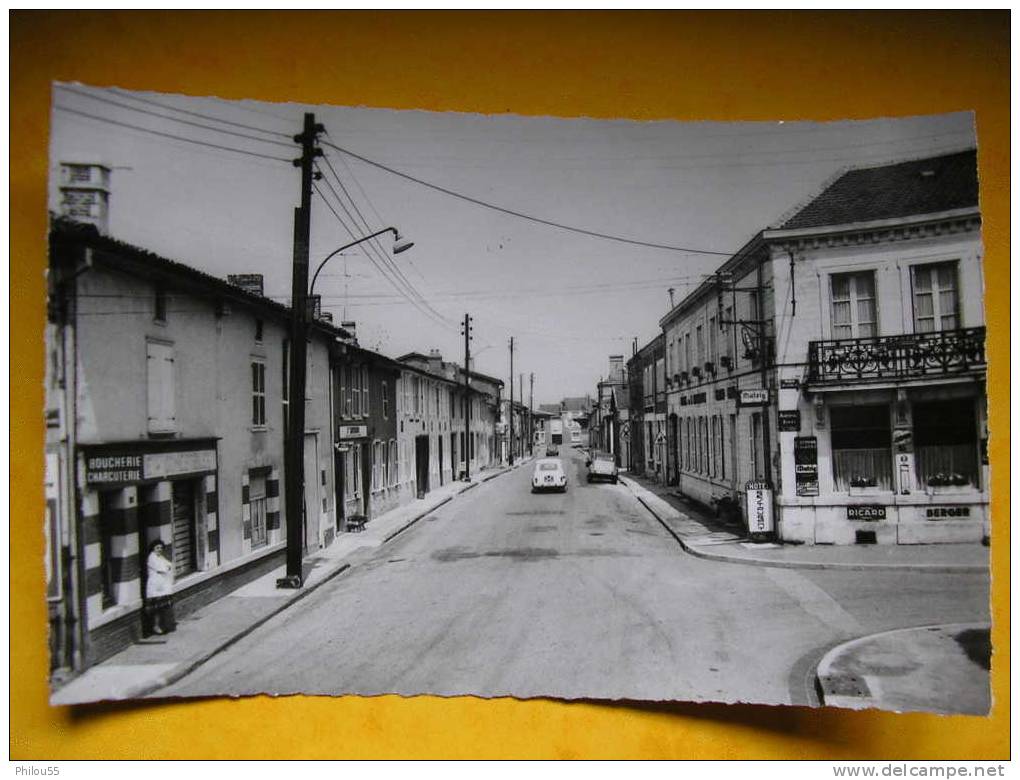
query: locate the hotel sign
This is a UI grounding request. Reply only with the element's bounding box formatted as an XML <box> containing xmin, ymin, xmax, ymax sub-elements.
<box><xmin>745</xmin><ymin>480</ymin><xmax>773</xmax><ymax>534</ymax></box>
<box><xmin>338</xmin><ymin>424</ymin><xmax>368</xmax><ymax>440</ymax></box>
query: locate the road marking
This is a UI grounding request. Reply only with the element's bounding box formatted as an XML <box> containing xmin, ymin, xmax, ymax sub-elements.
<box><xmin>764</xmin><ymin>567</ymin><xmax>863</xmax><ymax>636</ymax></box>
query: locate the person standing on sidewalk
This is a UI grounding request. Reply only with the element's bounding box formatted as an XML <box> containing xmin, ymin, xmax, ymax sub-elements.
<box><xmin>144</xmin><ymin>540</ymin><xmax>176</xmax><ymax>635</ymax></box>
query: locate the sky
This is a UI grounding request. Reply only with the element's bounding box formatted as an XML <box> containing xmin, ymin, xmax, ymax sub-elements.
<box><xmin>48</xmin><ymin>84</ymin><xmax>976</xmax><ymax>406</ymax></box>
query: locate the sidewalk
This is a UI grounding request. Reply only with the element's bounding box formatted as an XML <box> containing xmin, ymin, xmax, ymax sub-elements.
<box><xmin>51</xmin><ymin>461</ymin><xmax>519</xmax><ymax>706</ymax></box>
<box><xmin>620</xmin><ymin>473</ymin><xmax>989</xmax><ymax>574</ymax></box>
<box><xmin>816</xmin><ymin>622</ymin><xmax>992</xmax><ymax>714</ymax></box>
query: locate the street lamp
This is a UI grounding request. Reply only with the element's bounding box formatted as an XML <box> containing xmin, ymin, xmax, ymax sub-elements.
<box><xmin>309</xmin><ymin>227</ymin><xmax>414</xmax><ymax>302</ymax></box>
<box><xmin>277</xmin><ymin>226</ymin><xmax>413</xmax><ymax>589</ymax></box>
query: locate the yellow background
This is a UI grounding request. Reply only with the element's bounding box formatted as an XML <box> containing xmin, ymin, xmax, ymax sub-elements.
<box><xmin>11</xmin><ymin>11</ymin><xmax>1010</xmax><ymax>759</ymax></box>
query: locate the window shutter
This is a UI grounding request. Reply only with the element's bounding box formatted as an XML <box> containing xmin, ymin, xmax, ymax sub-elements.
<box><xmin>362</xmin><ymin>369</ymin><xmax>370</xmax><ymax>418</ymax></box>
<box><xmin>147</xmin><ymin>342</ymin><xmax>175</xmax><ymax>432</ymax></box>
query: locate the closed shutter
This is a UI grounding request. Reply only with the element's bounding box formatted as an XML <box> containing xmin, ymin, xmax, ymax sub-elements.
<box><xmin>147</xmin><ymin>342</ymin><xmax>176</xmax><ymax>433</ymax></box>
<box><xmin>171</xmin><ymin>480</ymin><xmax>195</xmax><ymax>577</ymax></box>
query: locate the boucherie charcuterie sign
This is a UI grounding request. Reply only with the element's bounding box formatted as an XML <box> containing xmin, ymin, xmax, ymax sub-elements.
<box><xmin>85</xmin><ymin>448</ymin><xmax>215</xmax><ymax>484</ymax></box>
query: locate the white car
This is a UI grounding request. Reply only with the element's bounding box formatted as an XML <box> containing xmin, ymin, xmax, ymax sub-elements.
<box><xmin>531</xmin><ymin>458</ymin><xmax>568</xmax><ymax>493</ymax></box>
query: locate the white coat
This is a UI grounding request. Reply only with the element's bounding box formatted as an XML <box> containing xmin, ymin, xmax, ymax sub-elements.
<box><xmin>146</xmin><ymin>550</ymin><xmax>174</xmax><ymax>598</ymax></box>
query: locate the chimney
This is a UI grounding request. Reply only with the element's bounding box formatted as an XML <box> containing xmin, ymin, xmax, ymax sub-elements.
<box><xmin>227</xmin><ymin>273</ymin><xmax>265</xmax><ymax>297</ymax></box>
<box><xmin>609</xmin><ymin>354</ymin><xmax>625</xmax><ymax>382</ymax></box>
<box><xmin>428</xmin><ymin>348</ymin><xmax>443</xmax><ymax>373</ymax></box>
<box><xmin>341</xmin><ymin>320</ymin><xmax>358</xmax><ymax>345</ymax></box>
<box><xmin>59</xmin><ymin>161</ymin><xmax>111</xmax><ymax>234</ymax></box>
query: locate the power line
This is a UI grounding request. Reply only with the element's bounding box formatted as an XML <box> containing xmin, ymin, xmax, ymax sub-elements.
<box><xmin>311</xmin><ymin>182</ymin><xmax>458</xmax><ymax>333</ymax></box>
<box><xmin>320</xmin><ymin>139</ymin><xmax>733</xmax><ymax>256</ymax></box>
<box><xmin>104</xmin><ymin>85</ymin><xmax>292</xmax><ymax>138</ymax></box>
<box><xmin>315</xmin><ymin>154</ymin><xmax>456</xmax><ymax>327</ymax></box>
<box><xmin>54</xmin><ymin>85</ymin><xmax>294</xmax><ymax>149</ymax></box>
<box><xmin>53</xmin><ymin>104</ymin><xmax>293</xmax><ymax>163</ymax></box>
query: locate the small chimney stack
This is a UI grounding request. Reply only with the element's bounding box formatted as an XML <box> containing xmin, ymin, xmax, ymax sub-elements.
<box><xmin>227</xmin><ymin>274</ymin><xmax>265</xmax><ymax>297</ymax></box>
<box><xmin>59</xmin><ymin>161</ymin><xmax>111</xmax><ymax>235</ymax></box>
<box><xmin>341</xmin><ymin>320</ymin><xmax>358</xmax><ymax>345</ymax></box>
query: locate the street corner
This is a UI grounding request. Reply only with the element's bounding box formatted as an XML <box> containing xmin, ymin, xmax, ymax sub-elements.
<box><xmin>815</xmin><ymin>623</ymin><xmax>992</xmax><ymax>715</ymax></box>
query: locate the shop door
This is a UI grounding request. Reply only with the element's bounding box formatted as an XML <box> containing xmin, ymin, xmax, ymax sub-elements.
<box><xmin>415</xmin><ymin>435</ymin><xmax>430</xmax><ymax>495</ymax></box>
<box><xmin>438</xmin><ymin>436</ymin><xmax>444</xmax><ymax>486</ymax></box>
<box><xmin>303</xmin><ymin>433</ymin><xmax>321</xmax><ymax>552</ymax></box>
<box><xmin>171</xmin><ymin>480</ymin><xmax>197</xmax><ymax>578</ymax></box>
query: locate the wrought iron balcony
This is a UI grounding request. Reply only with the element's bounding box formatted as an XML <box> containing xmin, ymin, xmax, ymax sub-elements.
<box><xmin>807</xmin><ymin>327</ymin><xmax>986</xmax><ymax>385</ymax></box>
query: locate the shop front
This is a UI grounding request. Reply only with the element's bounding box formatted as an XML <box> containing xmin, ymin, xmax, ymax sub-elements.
<box><xmin>77</xmin><ymin>438</ymin><xmax>218</xmax><ymax>663</ymax></box>
<box><xmin>778</xmin><ymin>381</ymin><xmax>988</xmax><ymax>545</ymax></box>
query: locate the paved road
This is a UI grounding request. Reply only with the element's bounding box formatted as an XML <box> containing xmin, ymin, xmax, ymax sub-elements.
<box><xmin>163</xmin><ymin>449</ymin><xmax>989</xmax><ymax>704</ymax></box>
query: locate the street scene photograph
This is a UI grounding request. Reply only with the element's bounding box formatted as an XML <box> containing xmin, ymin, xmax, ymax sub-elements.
<box><xmin>43</xmin><ymin>85</ymin><xmax>991</xmax><ymax>714</ymax></box>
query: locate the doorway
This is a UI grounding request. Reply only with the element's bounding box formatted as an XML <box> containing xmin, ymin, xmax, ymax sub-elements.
<box><xmin>415</xmin><ymin>435</ymin><xmax>430</xmax><ymax>496</ymax></box>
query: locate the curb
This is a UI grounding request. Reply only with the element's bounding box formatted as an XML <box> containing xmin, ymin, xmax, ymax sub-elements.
<box><xmin>814</xmin><ymin>622</ymin><xmax>990</xmax><ymax>711</ymax></box>
<box><xmin>124</xmin><ymin>562</ymin><xmax>352</xmax><ymax>700</ymax></box>
<box><xmin>126</xmin><ymin>465</ymin><xmax>513</xmax><ymax>700</ymax></box>
<box><xmin>621</xmin><ymin>478</ymin><xmax>988</xmax><ymax>574</ymax></box>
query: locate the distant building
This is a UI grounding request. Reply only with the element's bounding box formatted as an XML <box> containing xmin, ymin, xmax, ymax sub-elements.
<box><xmin>627</xmin><ymin>334</ymin><xmax>666</xmax><ymax>482</ymax></box>
<box><xmin>590</xmin><ymin>356</ymin><xmax>629</xmax><ymax>467</ymax></box>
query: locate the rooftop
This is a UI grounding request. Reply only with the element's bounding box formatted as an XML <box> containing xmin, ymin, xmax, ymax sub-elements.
<box><xmin>778</xmin><ymin>149</ymin><xmax>979</xmax><ymax>231</ymax></box>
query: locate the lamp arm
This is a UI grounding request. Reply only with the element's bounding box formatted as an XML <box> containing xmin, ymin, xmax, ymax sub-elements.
<box><xmin>308</xmin><ymin>227</ymin><xmax>398</xmax><ymax>297</ymax></box>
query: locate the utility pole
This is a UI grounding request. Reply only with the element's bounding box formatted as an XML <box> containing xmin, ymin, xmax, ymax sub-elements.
<box><xmin>529</xmin><ymin>372</ymin><xmax>534</xmax><ymax>455</ymax></box>
<box><xmin>461</xmin><ymin>313</ymin><xmax>473</xmax><ymax>481</ymax></box>
<box><xmin>279</xmin><ymin>112</ymin><xmax>324</xmax><ymax>589</ymax></box>
<box><xmin>520</xmin><ymin>373</ymin><xmax>525</xmax><ymax>457</ymax></box>
<box><xmin>508</xmin><ymin>337</ymin><xmax>514</xmax><ymax>466</ymax></box>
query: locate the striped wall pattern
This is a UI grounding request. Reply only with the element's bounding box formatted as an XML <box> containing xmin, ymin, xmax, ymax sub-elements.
<box><xmin>241</xmin><ymin>465</ymin><xmax>281</xmax><ymax>552</ymax></box>
<box><xmin>203</xmin><ymin>473</ymin><xmax>219</xmax><ymax>568</ymax></box>
<box><xmin>83</xmin><ymin>486</ymin><xmax>141</xmax><ymax>628</ymax></box>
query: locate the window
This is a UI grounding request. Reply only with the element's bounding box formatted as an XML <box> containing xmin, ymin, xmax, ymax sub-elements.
<box><xmin>723</xmin><ymin>306</ymin><xmax>733</xmax><ymax>359</ymax></box>
<box><xmin>351</xmin><ymin>366</ymin><xmax>361</xmax><ymax>417</ymax></box>
<box><xmin>913</xmin><ymin>399</ymin><xmax>978</xmax><ymax>488</ymax></box>
<box><xmin>708</xmin><ymin>317</ymin><xmax>717</xmax><ymax>362</ymax></box>
<box><xmin>346</xmin><ymin>445</ymin><xmax>361</xmax><ymax>498</ymax></box>
<box><xmin>249</xmin><ymin>470</ymin><xmax>268</xmax><ymax>549</ymax></box>
<box><xmin>830</xmin><ymin>271</ymin><xmax>877</xmax><ymax>339</ymax></box>
<box><xmin>684</xmin><ymin>333</ymin><xmax>691</xmax><ymax>372</ymax></box>
<box><xmin>831</xmin><ymin>404</ymin><xmax>892</xmax><ymax>491</ymax></box>
<box><xmin>696</xmin><ymin>325</ymin><xmax>705</xmax><ymax>365</ymax></box>
<box><xmin>146</xmin><ymin>341</ymin><xmax>176</xmax><ymax>434</ymax></box>
<box><xmin>389</xmin><ymin>440</ymin><xmax>399</xmax><ymax>487</ymax></box>
<box><xmin>711</xmin><ymin>416</ymin><xmax>720</xmax><ymax>477</ymax></box>
<box><xmin>255</xmin><ymin>319</ymin><xmax>264</xmax><ymax>343</ymax></box>
<box><xmin>251</xmin><ymin>360</ymin><xmax>267</xmax><ymax>427</ymax></box>
<box><xmin>382</xmin><ymin>381</ymin><xmax>389</xmax><ymax>419</ymax></box>
<box><xmin>153</xmin><ymin>287</ymin><xmax>168</xmax><ymax>323</ymax></box>
<box><xmin>912</xmin><ymin>262</ymin><xmax>959</xmax><ymax>333</ymax></box>
<box><xmin>362</xmin><ymin>367</ymin><xmax>370</xmax><ymax>417</ymax></box>
<box><xmin>701</xmin><ymin>417</ymin><xmax>709</xmax><ymax>474</ymax></box>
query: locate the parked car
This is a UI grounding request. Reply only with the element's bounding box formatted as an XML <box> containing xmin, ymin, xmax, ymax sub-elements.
<box><xmin>586</xmin><ymin>451</ymin><xmax>618</xmax><ymax>484</ymax></box>
<box><xmin>532</xmin><ymin>458</ymin><xmax>568</xmax><ymax>493</ymax></box>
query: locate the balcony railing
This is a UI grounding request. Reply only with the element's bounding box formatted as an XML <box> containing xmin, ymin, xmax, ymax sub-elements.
<box><xmin>807</xmin><ymin>327</ymin><xmax>986</xmax><ymax>385</ymax></box>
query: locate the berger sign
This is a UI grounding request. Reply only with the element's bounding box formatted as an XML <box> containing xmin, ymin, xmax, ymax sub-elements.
<box><xmin>745</xmin><ymin>480</ymin><xmax>773</xmax><ymax>534</ymax></box>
